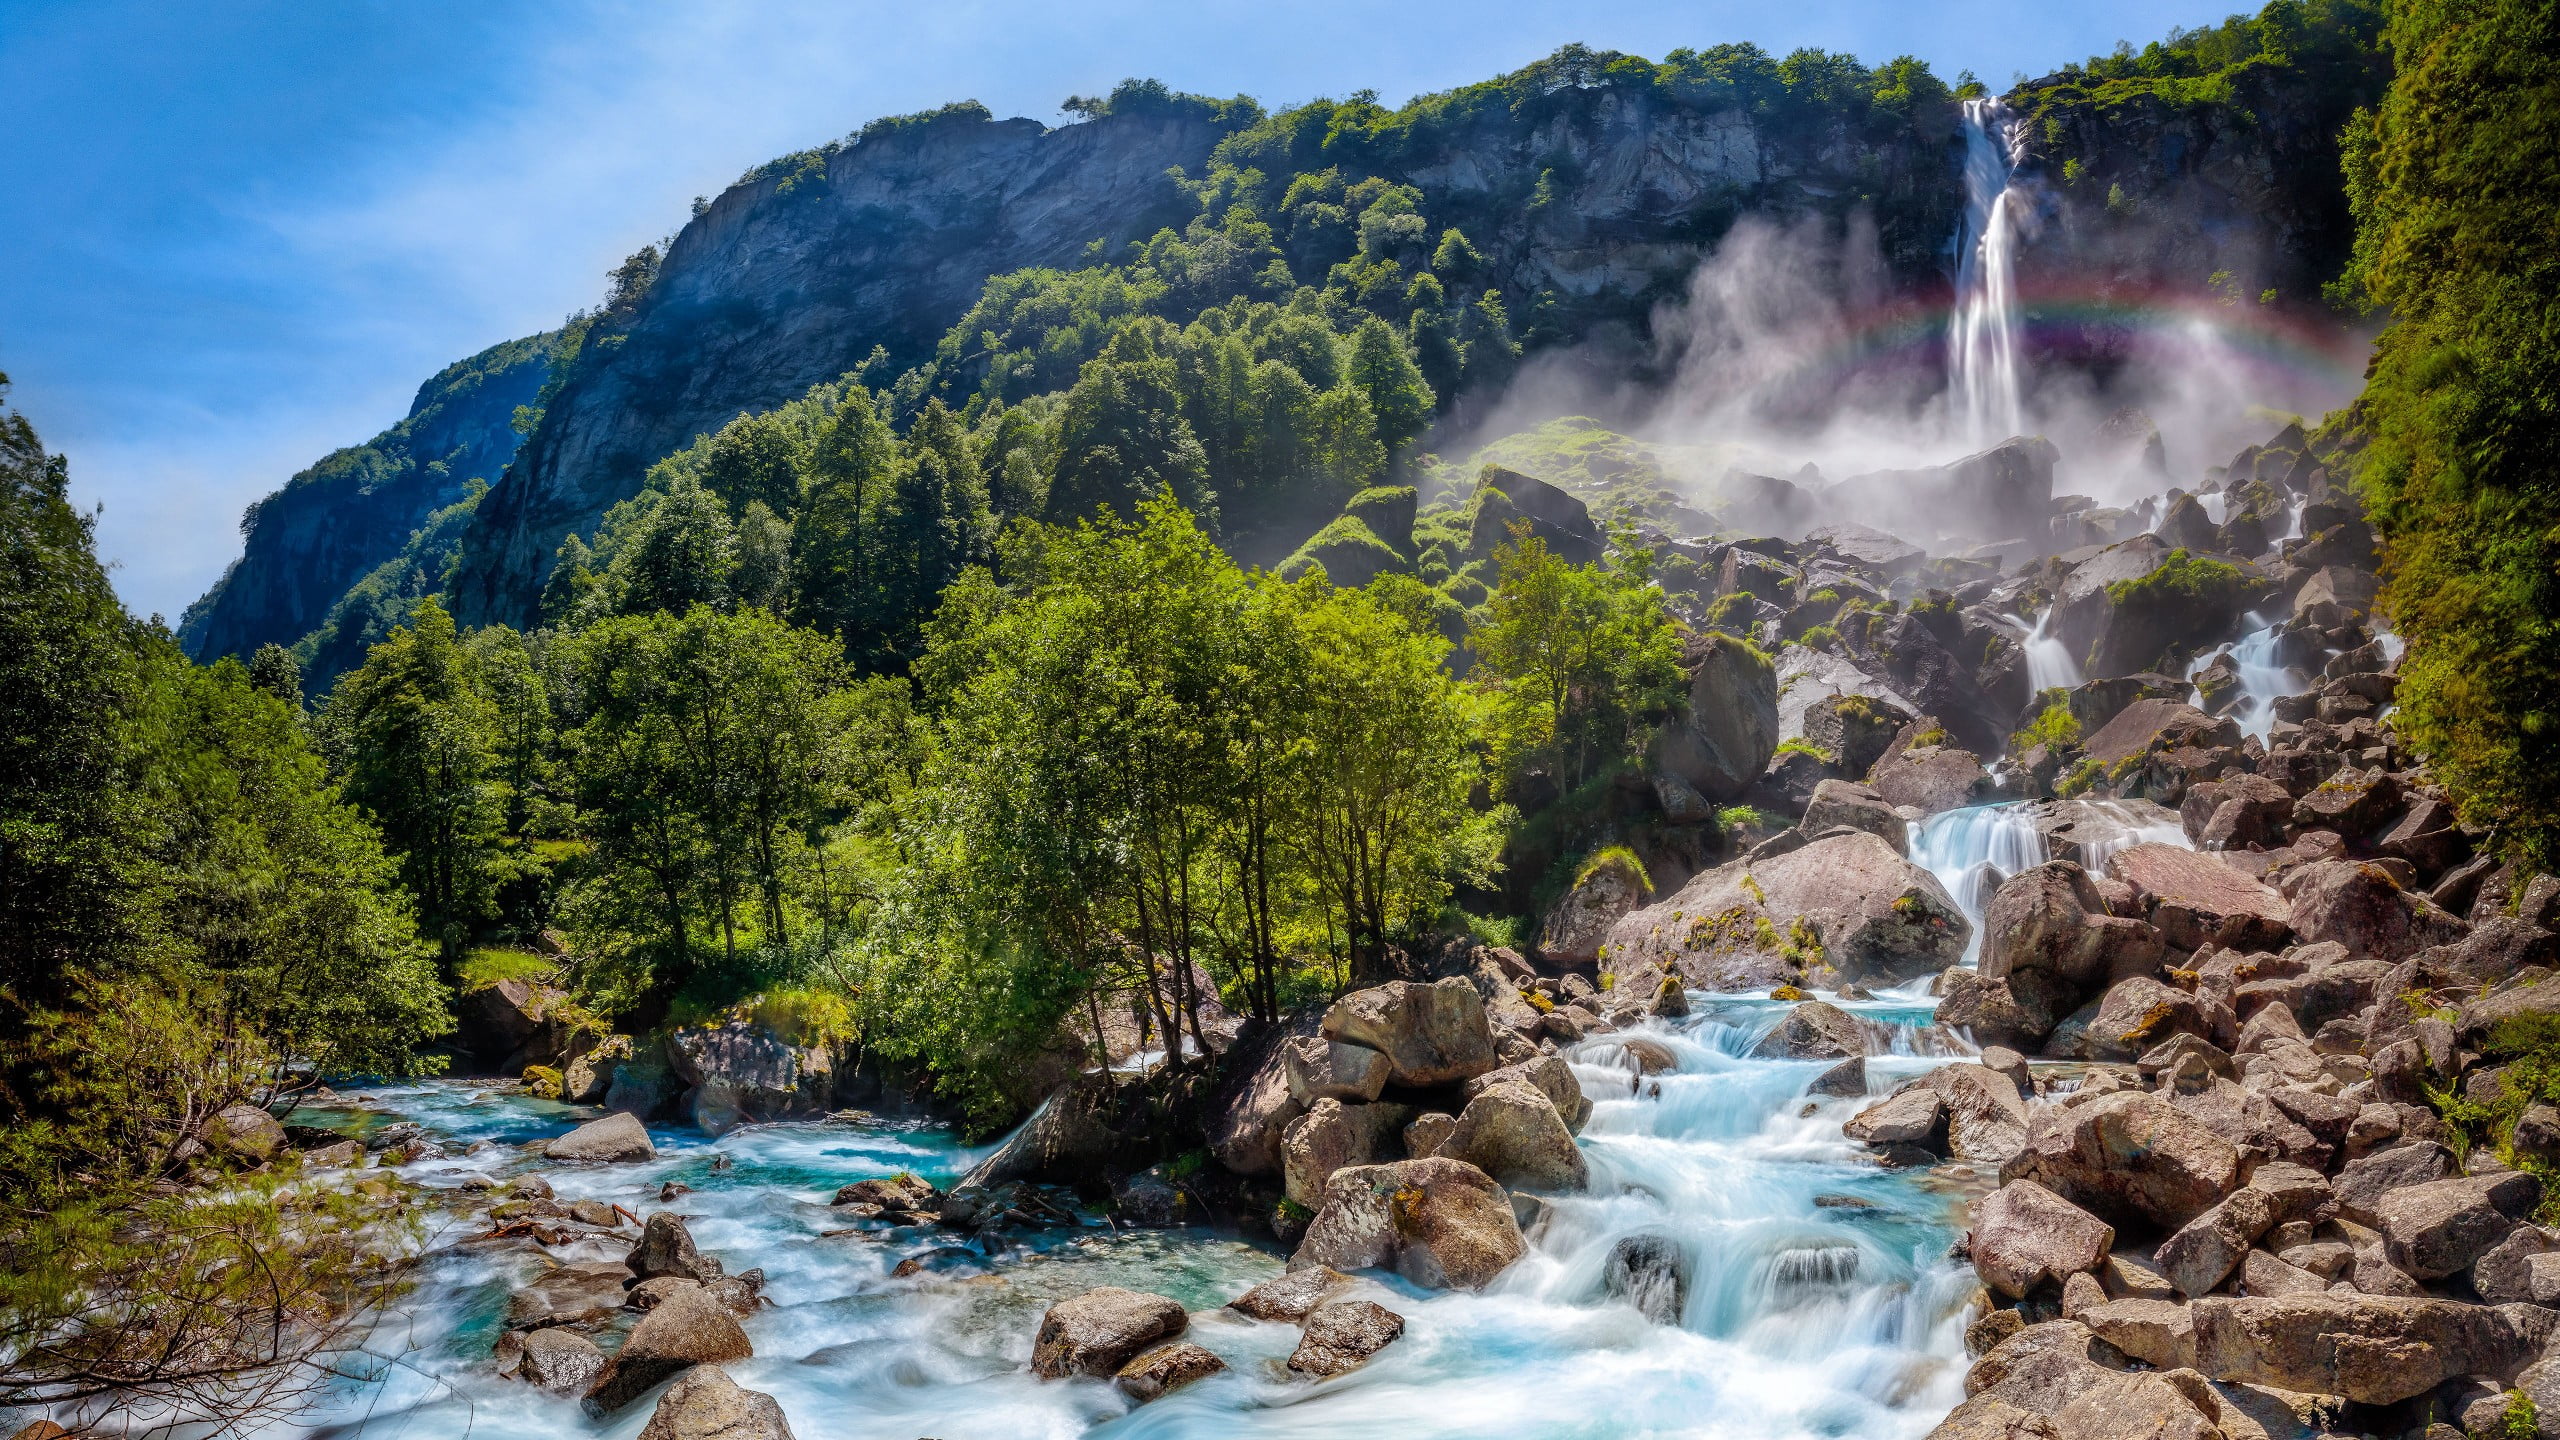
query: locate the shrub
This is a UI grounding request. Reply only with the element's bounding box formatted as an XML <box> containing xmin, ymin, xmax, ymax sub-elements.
<box><xmin>1572</xmin><ymin>844</ymin><xmax>1655</xmax><ymax>894</ymax></box>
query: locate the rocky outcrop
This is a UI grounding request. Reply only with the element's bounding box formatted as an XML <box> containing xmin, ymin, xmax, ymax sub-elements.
<box><xmin>1650</xmin><ymin>632</ymin><xmax>1779</xmax><ymax>802</ymax></box>
<box><xmin>179</xmin><ymin>333</ymin><xmax>551</xmax><ymax>668</ymax></box>
<box><xmin>667</xmin><ymin>1021</ymin><xmax>852</xmax><ymax>1132</ymax></box>
<box><xmin>1320</xmin><ymin>979</ymin><xmax>1498</xmax><ymax>1087</ymax></box>
<box><xmin>1602</xmin><ymin>830</ymin><xmax>1967</xmax><ymax>991</ymax></box>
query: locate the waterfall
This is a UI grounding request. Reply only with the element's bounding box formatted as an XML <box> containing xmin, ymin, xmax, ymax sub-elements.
<box><xmin>1951</xmin><ymin>98</ymin><xmax>2025</xmax><ymax>442</ymax></box>
<box><xmin>2185</xmin><ymin>614</ymin><xmax>2299</xmax><ymax>744</ymax></box>
<box><xmin>1911</xmin><ymin>799</ymin><xmax>2193</xmax><ymax>963</ymax></box>
<box><xmin>2004</xmin><ymin>607</ymin><xmax>2082</xmax><ymax>694</ymax></box>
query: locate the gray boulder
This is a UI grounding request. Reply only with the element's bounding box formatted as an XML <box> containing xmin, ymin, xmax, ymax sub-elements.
<box><xmin>1968</xmin><ymin>1181</ymin><xmax>2114</xmax><ymax>1300</ymax></box>
<box><xmin>1459</xmin><ymin>1055</ymin><xmax>1591</xmax><ymax>1133</ymax></box>
<box><xmin>1801</xmin><ymin>779</ymin><xmax>1908</xmax><ymax>854</ymax></box>
<box><xmin>584</xmin><ymin>1285</ymin><xmax>753</xmax><ymax>1414</ymax></box>
<box><xmin>2153</xmin><ymin>1186</ymin><xmax>2277</xmax><ymax>1296</ymax></box>
<box><xmin>518</xmin><ymin>1327</ymin><xmax>608</xmax><ymax>1394</ymax></box>
<box><xmin>545</xmin><ymin>1111</ymin><xmax>655</xmax><ymax>1163</ymax></box>
<box><xmin>1601</xmin><ymin>830</ymin><xmax>1968</xmax><ymax>992</ymax></box>
<box><xmin>2000</xmin><ymin>1090</ymin><xmax>2240</xmax><ymax>1229</ymax></box>
<box><xmin>1281</xmin><ymin>1036</ymin><xmax>1393</xmax><ymax>1106</ymax></box>
<box><xmin>1029</xmin><ymin>1287</ymin><xmax>1188</xmax><ymax>1379</ymax></box>
<box><xmin>634</xmin><ymin>1365</ymin><xmax>794</xmax><ymax>1440</ymax></box>
<box><xmin>2375</xmin><ymin>1172</ymin><xmax>2540</xmax><ymax>1280</ymax></box>
<box><xmin>1603</xmin><ymin>1233</ymin><xmax>1689</xmax><ymax>1325</ymax></box>
<box><xmin>1292</xmin><ymin>1157</ymin><xmax>1525</xmax><ymax>1290</ymax></box>
<box><xmin>2189</xmin><ymin>1294</ymin><xmax>2533</xmax><ymax>1404</ymax></box>
<box><xmin>1227</xmin><ymin>1265</ymin><xmax>1347</xmax><ymax>1322</ymax></box>
<box><xmin>1438</xmin><ymin>1081</ymin><xmax>1585</xmax><ymax>1193</ymax></box>
<box><xmin>1649</xmin><ymin>632</ymin><xmax>1779</xmax><ymax>803</ymax></box>
<box><xmin>1280</xmin><ymin>1097</ymin><xmax>1413</xmax><ymax>1210</ymax></box>
<box><xmin>1751</xmin><ymin>1000</ymin><xmax>1866</xmax><ymax>1060</ymax></box>
<box><xmin>628</xmin><ymin>1212</ymin><xmax>722</xmax><ymax>1284</ymax></box>
<box><xmin>1321</xmin><ymin>980</ymin><xmax>1498</xmax><ymax>1087</ymax></box>
<box><xmin>1287</xmin><ymin>1299</ymin><xmax>1406</xmax><ymax>1378</ymax></box>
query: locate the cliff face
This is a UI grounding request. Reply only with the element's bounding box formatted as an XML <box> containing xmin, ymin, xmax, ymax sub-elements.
<box><xmin>448</xmin><ymin>108</ymin><xmax>1236</xmax><ymax>625</ymax></box>
<box><xmin>202</xmin><ymin>46</ymin><xmax>2379</xmax><ymax>639</ymax></box>
<box><xmin>178</xmin><ymin>335</ymin><xmax>549</xmax><ymax>662</ymax></box>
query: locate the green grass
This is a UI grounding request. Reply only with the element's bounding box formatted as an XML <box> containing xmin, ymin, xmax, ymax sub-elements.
<box><xmin>2104</xmin><ymin>547</ymin><xmax>2245</xmax><ymax>608</ymax></box>
<box><xmin>457</xmin><ymin>949</ymin><xmax>557</xmax><ymax>991</ymax></box>
<box><xmin>1773</xmin><ymin>737</ymin><xmax>1836</xmax><ymax>763</ymax></box>
<box><xmin>1572</xmin><ymin>844</ymin><xmax>1655</xmax><ymax>894</ymax></box>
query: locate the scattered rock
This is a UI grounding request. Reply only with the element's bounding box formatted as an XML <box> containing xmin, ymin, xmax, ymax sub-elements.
<box><xmin>546</xmin><ymin>1111</ymin><xmax>655</xmax><ymax>1164</ymax></box>
<box><xmin>1320</xmin><ymin>980</ymin><xmax>1499</xmax><ymax>1087</ymax></box>
<box><xmin>1968</xmin><ymin>1181</ymin><xmax>2114</xmax><ymax>1300</ymax></box>
<box><xmin>1287</xmin><ymin>1300</ymin><xmax>1406</xmax><ymax>1378</ymax></box>
<box><xmin>1603</xmin><ymin>1232</ymin><xmax>1690</xmax><ymax>1325</ymax></box>
<box><xmin>1281</xmin><ymin>1036</ymin><xmax>1394</xmax><ymax>1105</ymax></box>
<box><xmin>1227</xmin><ymin>1266</ymin><xmax>1348</xmax><ymax>1322</ymax></box>
<box><xmin>633</xmin><ymin>1364</ymin><xmax>795</xmax><ymax>1440</ymax></box>
<box><xmin>517</xmin><ymin>1327</ymin><xmax>608</xmax><ymax>1394</ymax></box>
<box><xmin>1115</xmin><ymin>1342</ymin><xmax>1227</xmax><ymax>1402</ymax></box>
<box><xmin>1029</xmin><ymin>1287</ymin><xmax>1188</xmax><ymax>1380</ymax></box>
<box><xmin>584</xmin><ymin>1284</ymin><xmax>753</xmax><ymax>1414</ymax></box>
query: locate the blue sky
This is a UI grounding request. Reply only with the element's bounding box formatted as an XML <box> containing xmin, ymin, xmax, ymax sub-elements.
<box><xmin>0</xmin><ymin>0</ymin><xmax>2248</xmax><ymax>621</ymax></box>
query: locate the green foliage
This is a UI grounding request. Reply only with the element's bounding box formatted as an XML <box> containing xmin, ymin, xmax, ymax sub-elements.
<box><xmin>1773</xmin><ymin>737</ymin><xmax>1836</xmax><ymax>763</ymax></box>
<box><xmin>1471</xmin><ymin>532</ymin><xmax>1683</xmax><ymax>792</ymax></box>
<box><xmin>2015</xmin><ymin>701</ymin><xmax>2084</xmax><ymax>752</ymax></box>
<box><xmin>2104</xmin><ymin>548</ymin><xmax>2247</xmax><ymax>609</ymax></box>
<box><xmin>2334</xmin><ymin>0</ymin><xmax>2560</xmax><ymax>864</ymax></box>
<box><xmin>457</xmin><ymin>949</ymin><xmax>557</xmax><ymax>991</ymax></box>
<box><xmin>1572</xmin><ymin>845</ymin><xmax>1654</xmax><ymax>894</ymax></box>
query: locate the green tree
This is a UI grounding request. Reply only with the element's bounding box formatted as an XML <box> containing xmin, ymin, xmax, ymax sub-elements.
<box><xmin>2335</xmin><ymin>0</ymin><xmax>2560</xmax><ymax>861</ymax></box>
<box><xmin>1471</xmin><ymin>532</ymin><xmax>1682</xmax><ymax>788</ymax></box>
<box><xmin>1345</xmin><ymin>313</ymin><xmax>1436</xmax><ymax>452</ymax></box>
<box><xmin>326</xmin><ymin>598</ymin><xmax>505</xmax><ymax>959</ymax></box>
<box><xmin>1047</xmin><ymin>328</ymin><xmax>1217</xmax><ymax>526</ymax></box>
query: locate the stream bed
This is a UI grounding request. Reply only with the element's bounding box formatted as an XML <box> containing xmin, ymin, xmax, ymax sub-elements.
<box><xmin>280</xmin><ymin>993</ymin><xmax>1982</xmax><ymax>1440</ymax></box>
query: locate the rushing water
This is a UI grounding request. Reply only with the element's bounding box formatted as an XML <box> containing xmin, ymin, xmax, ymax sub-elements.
<box><xmin>1951</xmin><ymin>98</ymin><xmax>2026</xmax><ymax>443</ymax></box>
<box><xmin>1910</xmin><ymin>800</ymin><xmax>2192</xmax><ymax>965</ymax></box>
<box><xmin>2184</xmin><ymin>615</ymin><xmax>2301</xmax><ymax>745</ymax></box>
<box><xmin>268</xmin><ymin>998</ymin><xmax>1976</xmax><ymax>1440</ymax></box>
<box><xmin>2002</xmin><ymin>607</ymin><xmax>2082</xmax><ymax>695</ymax></box>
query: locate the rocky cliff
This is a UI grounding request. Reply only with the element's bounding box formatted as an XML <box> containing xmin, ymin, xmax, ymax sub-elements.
<box><xmin>198</xmin><ymin>37</ymin><xmax>2385</xmax><ymax>640</ymax></box>
<box><xmin>179</xmin><ymin>334</ymin><xmax>550</xmax><ymax>662</ymax></box>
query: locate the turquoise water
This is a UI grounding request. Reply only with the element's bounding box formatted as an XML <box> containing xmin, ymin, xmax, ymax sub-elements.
<box><xmin>276</xmin><ymin>995</ymin><xmax>1975</xmax><ymax>1440</ymax></box>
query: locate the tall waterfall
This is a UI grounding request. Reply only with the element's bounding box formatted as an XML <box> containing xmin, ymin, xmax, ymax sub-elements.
<box><xmin>1951</xmin><ymin>98</ymin><xmax>2025</xmax><ymax>442</ymax></box>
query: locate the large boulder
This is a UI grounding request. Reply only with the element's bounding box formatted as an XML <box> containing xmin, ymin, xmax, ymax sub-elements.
<box><xmin>1650</xmin><ymin>632</ymin><xmax>1781</xmax><ymax>803</ymax></box>
<box><xmin>667</xmin><ymin>1022</ymin><xmax>842</xmax><ymax>1133</ymax></box>
<box><xmin>1321</xmin><ymin>980</ymin><xmax>1498</xmax><ymax>1087</ymax></box>
<box><xmin>1227</xmin><ymin>1265</ymin><xmax>1349</xmax><ymax>1321</ymax></box>
<box><xmin>1802</xmin><ymin>691</ymin><xmax>1917</xmax><ymax>782</ymax></box>
<box><xmin>1292</xmin><ymin>1157</ymin><xmax>1526</xmax><ymax>1290</ymax></box>
<box><xmin>2189</xmin><ymin>1294</ymin><xmax>2533</xmax><ymax>1404</ymax></box>
<box><xmin>1280</xmin><ymin>1098</ymin><xmax>1414</xmax><ymax>1209</ymax></box>
<box><xmin>2153</xmin><ymin>1186</ymin><xmax>2278</xmax><ymax>1296</ymax></box>
<box><xmin>454</xmin><ymin>977</ymin><xmax>553</xmax><ymax>1070</ymax></box>
<box><xmin>634</xmin><ymin>1366</ymin><xmax>794</xmax><ymax>1440</ymax></box>
<box><xmin>2281</xmin><ymin>860</ymin><xmax>2470</xmax><ymax>966</ymax></box>
<box><xmin>2000</xmin><ymin>1090</ymin><xmax>2241</xmax><ymax>1230</ymax></box>
<box><xmin>2050</xmin><ymin>536</ymin><xmax>2261</xmax><ymax>679</ymax></box>
<box><xmin>1961</xmin><ymin>862</ymin><xmax>2163</xmax><ymax>1047</ymax></box>
<box><xmin>1969</xmin><ymin>1181</ymin><xmax>2115</xmax><ymax>1300</ymax></box>
<box><xmin>1601</xmin><ymin>831</ymin><xmax>1967</xmax><ymax>992</ymax></box>
<box><xmin>2104</xmin><ymin>845</ymin><xmax>2289</xmax><ymax>954</ymax></box>
<box><xmin>1029</xmin><ymin>1287</ymin><xmax>1188</xmax><ymax>1379</ymax></box>
<box><xmin>1437</xmin><ymin>1080</ymin><xmax>1586</xmax><ymax>1192</ymax></box>
<box><xmin>1538</xmin><ymin>851</ymin><xmax>1654</xmax><ymax>965</ymax></box>
<box><xmin>2375</xmin><ymin>1172</ymin><xmax>2540</xmax><ymax>1280</ymax></box>
<box><xmin>518</xmin><ymin>1327</ymin><xmax>609</xmax><ymax>1394</ymax></box>
<box><xmin>1281</xmin><ymin>1036</ymin><xmax>1393</xmax><ymax>1106</ymax></box>
<box><xmin>584</xmin><ymin>1285</ymin><xmax>753</xmax><ymax>1414</ymax></box>
<box><xmin>1205</xmin><ymin>1014</ymin><xmax>1315</xmax><ymax>1177</ymax></box>
<box><xmin>202</xmin><ymin>1104</ymin><xmax>286</xmax><ymax>1166</ymax></box>
<box><xmin>1468</xmin><ymin>466</ymin><xmax>1603</xmax><ymax>564</ymax></box>
<box><xmin>1801</xmin><ymin>779</ymin><xmax>1908</xmax><ymax>854</ymax></box>
<box><xmin>1864</xmin><ymin>729</ymin><xmax>1993</xmax><ymax>816</ymax></box>
<box><xmin>1459</xmin><ymin>1055</ymin><xmax>1591</xmax><ymax>1133</ymax></box>
<box><xmin>964</xmin><ymin>1072</ymin><xmax>1129</xmax><ymax>1189</ymax></box>
<box><xmin>1751</xmin><ymin>1000</ymin><xmax>1867</xmax><ymax>1060</ymax></box>
<box><xmin>545</xmin><ymin>1111</ymin><xmax>655</xmax><ymax>1163</ymax></box>
<box><xmin>1288</xmin><ymin>1299</ymin><xmax>1406</xmax><ymax>1378</ymax></box>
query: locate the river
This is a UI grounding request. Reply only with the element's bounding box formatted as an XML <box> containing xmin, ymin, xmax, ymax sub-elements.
<box><xmin>280</xmin><ymin>991</ymin><xmax>1982</xmax><ymax>1440</ymax></box>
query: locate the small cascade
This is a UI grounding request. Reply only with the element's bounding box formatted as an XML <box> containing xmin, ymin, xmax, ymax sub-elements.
<box><xmin>1951</xmin><ymin>98</ymin><xmax>2026</xmax><ymax>442</ymax></box>
<box><xmin>1910</xmin><ymin>803</ymin><xmax>2050</xmax><ymax>963</ymax></box>
<box><xmin>2185</xmin><ymin>614</ymin><xmax>2299</xmax><ymax>744</ymax></box>
<box><xmin>2005</xmin><ymin>606</ymin><xmax>2082</xmax><ymax>694</ymax></box>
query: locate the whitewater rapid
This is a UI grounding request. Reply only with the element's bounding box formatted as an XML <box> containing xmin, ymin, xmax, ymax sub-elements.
<box><xmin>274</xmin><ymin>996</ymin><xmax>1978</xmax><ymax>1440</ymax></box>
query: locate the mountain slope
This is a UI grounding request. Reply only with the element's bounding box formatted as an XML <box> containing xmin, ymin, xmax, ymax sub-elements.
<box><xmin>178</xmin><ymin>334</ymin><xmax>552</xmax><ymax>662</ymax></box>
